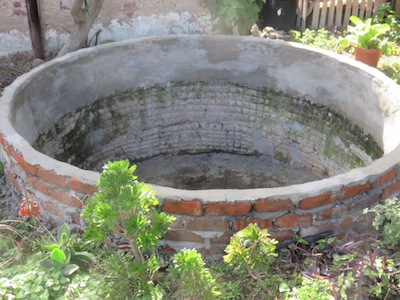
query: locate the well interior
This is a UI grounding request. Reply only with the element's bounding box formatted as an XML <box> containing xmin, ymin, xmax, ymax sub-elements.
<box><xmin>33</xmin><ymin>82</ymin><xmax>382</xmax><ymax>189</ymax></box>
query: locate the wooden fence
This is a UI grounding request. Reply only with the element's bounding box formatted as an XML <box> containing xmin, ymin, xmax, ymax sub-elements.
<box><xmin>296</xmin><ymin>0</ymin><xmax>387</xmax><ymax>29</ymax></box>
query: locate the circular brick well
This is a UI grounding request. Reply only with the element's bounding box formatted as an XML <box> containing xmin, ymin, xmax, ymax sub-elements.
<box><xmin>1</xmin><ymin>35</ymin><xmax>400</xmax><ymax>255</ymax></box>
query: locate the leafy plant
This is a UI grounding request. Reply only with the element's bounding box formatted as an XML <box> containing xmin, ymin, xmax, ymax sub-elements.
<box><xmin>40</xmin><ymin>223</ymin><xmax>94</xmax><ymax>276</ymax></box>
<box><xmin>0</xmin><ymin>161</ymin><xmax>4</xmax><ymax>177</ymax></box>
<box><xmin>290</xmin><ymin>28</ymin><xmax>340</xmax><ymax>51</ymax></box>
<box><xmin>281</xmin><ymin>277</ymin><xmax>334</xmax><ymax>300</ymax></box>
<box><xmin>203</xmin><ymin>0</ymin><xmax>266</xmax><ymax>35</ymax></box>
<box><xmin>336</xmin><ymin>16</ymin><xmax>391</xmax><ymax>52</ymax></box>
<box><xmin>224</xmin><ymin>223</ymin><xmax>278</xmax><ymax>291</ymax></box>
<box><xmin>380</xmin><ymin>61</ymin><xmax>400</xmax><ymax>83</ymax></box>
<box><xmin>168</xmin><ymin>248</ymin><xmax>221</xmax><ymax>299</ymax></box>
<box><xmin>364</xmin><ymin>197</ymin><xmax>400</xmax><ymax>248</ymax></box>
<box><xmin>82</xmin><ymin>160</ymin><xmax>175</xmax><ymax>298</ymax></box>
<box><xmin>82</xmin><ymin>160</ymin><xmax>175</xmax><ymax>261</ymax></box>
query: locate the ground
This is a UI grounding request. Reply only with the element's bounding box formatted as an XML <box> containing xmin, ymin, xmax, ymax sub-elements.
<box><xmin>0</xmin><ymin>52</ymin><xmax>35</xmax><ymax>218</ymax></box>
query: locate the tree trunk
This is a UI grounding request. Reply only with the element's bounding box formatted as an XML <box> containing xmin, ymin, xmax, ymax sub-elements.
<box><xmin>25</xmin><ymin>0</ymin><xmax>44</xmax><ymax>59</ymax></box>
<box><xmin>57</xmin><ymin>0</ymin><xmax>103</xmax><ymax>57</ymax></box>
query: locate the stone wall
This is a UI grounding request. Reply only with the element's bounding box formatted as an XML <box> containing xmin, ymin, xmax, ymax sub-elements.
<box><xmin>0</xmin><ymin>0</ymin><xmax>210</xmax><ymax>55</ymax></box>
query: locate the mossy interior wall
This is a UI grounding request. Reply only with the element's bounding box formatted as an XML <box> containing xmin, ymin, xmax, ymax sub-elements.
<box><xmin>34</xmin><ymin>82</ymin><xmax>383</xmax><ymax>179</ymax></box>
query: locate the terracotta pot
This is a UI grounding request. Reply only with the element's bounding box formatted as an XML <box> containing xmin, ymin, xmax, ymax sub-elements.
<box><xmin>354</xmin><ymin>47</ymin><xmax>381</xmax><ymax>68</ymax></box>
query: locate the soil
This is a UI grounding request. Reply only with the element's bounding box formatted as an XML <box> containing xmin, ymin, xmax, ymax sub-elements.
<box><xmin>0</xmin><ymin>52</ymin><xmax>35</xmax><ymax>219</ymax></box>
<box><xmin>135</xmin><ymin>152</ymin><xmax>319</xmax><ymax>190</ymax></box>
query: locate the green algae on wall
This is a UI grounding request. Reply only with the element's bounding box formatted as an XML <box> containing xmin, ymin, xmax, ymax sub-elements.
<box><xmin>32</xmin><ymin>82</ymin><xmax>384</xmax><ymax>176</ymax></box>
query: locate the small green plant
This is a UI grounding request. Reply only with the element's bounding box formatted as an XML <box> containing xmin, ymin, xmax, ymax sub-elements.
<box><xmin>40</xmin><ymin>223</ymin><xmax>94</xmax><ymax>276</ymax></box>
<box><xmin>0</xmin><ymin>161</ymin><xmax>4</xmax><ymax>177</ymax></box>
<box><xmin>290</xmin><ymin>28</ymin><xmax>340</xmax><ymax>51</ymax></box>
<box><xmin>380</xmin><ymin>61</ymin><xmax>400</xmax><ymax>83</ymax></box>
<box><xmin>168</xmin><ymin>248</ymin><xmax>221</xmax><ymax>299</ymax></box>
<box><xmin>224</xmin><ymin>223</ymin><xmax>278</xmax><ymax>291</ymax></box>
<box><xmin>82</xmin><ymin>160</ymin><xmax>175</xmax><ymax>298</ymax></box>
<box><xmin>281</xmin><ymin>277</ymin><xmax>334</xmax><ymax>300</ymax></box>
<box><xmin>203</xmin><ymin>0</ymin><xmax>266</xmax><ymax>35</ymax></box>
<box><xmin>364</xmin><ymin>197</ymin><xmax>400</xmax><ymax>248</ymax></box>
<box><xmin>82</xmin><ymin>160</ymin><xmax>175</xmax><ymax>260</ymax></box>
<box><xmin>336</xmin><ymin>16</ymin><xmax>391</xmax><ymax>53</ymax></box>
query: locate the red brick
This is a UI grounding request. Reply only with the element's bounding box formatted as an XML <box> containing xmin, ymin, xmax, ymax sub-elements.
<box><xmin>186</xmin><ymin>218</ymin><xmax>229</xmax><ymax>231</ymax></box>
<box><xmin>274</xmin><ymin>213</ymin><xmax>312</xmax><ymax>228</ymax></box>
<box><xmin>300</xmin><ymin>223</ymin><xmax>335</xmax><ymax>237</ymax></box>
<box><xmin>15</xmin><ymin>154</ymin><xmax>38</xmax><ymax>175</ymax></box>
<box><xmin>201</xmin><ymin>245</ymin><xmax>226</xmax><ymax>256</ymax></box>
<box><xmin>352</xmin><ymin>194</ymin><xmax>379</xmax><ymax>210</ymax></box>
<box><xmin>0</xmin><ymin>135</ymin><xmax>17</xmax><ymax>158</ymax></box>
<box><xmin>163</xmin><ymin>200</ymin><xmax>203</xmax><ymax>216</ymax></box>
<box><xmin>232</xmin><ymin>218</ymin><xmax>272</xmax><ymax>231</ymax></box>
<box><xmin>339</xmin><ymin>218</ymin><xmax>356</xmax><ymax>230</ymax></box>
<box><xmin>170</xmin><ymin>217</ymin><xmax>186</xmax><ymax>230</ymax></box>
<box><xmin>340</xmin><ymin>181</ymin><xmax>371</xmax><ymax>201</ymax></box>
<box><xmin>316</xmin><ymin>205</ymin><xmax>349</xmax><ymax>221</ymax></box>
<box><xmin>5</xmin><ymin>171</ymin><xmax>21</xmax><ymax>191</ymax></box>
<box><xmin>210</xmin><ymin>232</ymin><xmax>231</xmax><ymax>244</ymax></box>
<box><xmin>27</xmin><ymin>174</ymin><xmax>49</xmax><ymax>195</ymax></box>
<box><xmin>68</xmin><ymin>177</ymin><xmax>97</xmax><ymax>194</ymax></box>
<box><xmin>159</xmin><ymin>246</ymin><xmax>177</xmax><ymax>255</ymax></box>
<box><xmin>206</xmin><ymin>202</ymin><xmax>252</xmax><ymax>216</ymax></box>
<box><xmin>299</xmin><ymin>192</ymin><xmax>335</xmax><ymax>210</ymax></box>
<box><xmin>254</xmin><ymin>199</ymin><xmax>294</xmax><ymax>212</ymax></box>
<box><xmin>49</xmin><ymin>188</ymin><xmax>82</xmax><ymax>208</ymax></box>
<box><xmin>373</xmin><ymin>168</ymin><xmax>397</xmax><ymax>188</ymax></box>
<box><xmin>380</xmin><ymin>180</ymin><xmax>400</xmax><ymax>200</ymax></box>
<box><xmin>13</xmin><ymin>9</ymin><xmax>26</xmax><ymax>16</ymax></box>
<box><xmin>42</xmin><ymin>201</ymin><xmax>63</xmax><ymax>217</ymax></box>
<box><xmin>165</xmin><ymin>230</ymin><xmax>204</xmax><ymax>243</ymax></box>
<box><xmin>269</xmin><ymin>229</ymin><xmax>295</xmax><ymax>241</ymax></box>
<box><xmin>37</xmin><ymin>167</ymin><xmax>69</xmax><ymax>187</ymax></box>
<box><xmin>71</xmin><ymin>213</ymin><xmax>80</xmax><ymax>225</ymax></box>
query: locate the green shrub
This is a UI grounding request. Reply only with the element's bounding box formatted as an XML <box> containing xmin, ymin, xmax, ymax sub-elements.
<box><xmin>202</xmin><ymin>0</ymin><xmax>266</xmax><ymax>35</ymax></box>
<box><xmin>224</xmin><ymin>223</ymin><xmax>278</xmax><ymax>292</ymax></box>
<box><xmin>168</xmin><ymin>249</ymin><xmax>221</xmax><ymax>299</ymax></box>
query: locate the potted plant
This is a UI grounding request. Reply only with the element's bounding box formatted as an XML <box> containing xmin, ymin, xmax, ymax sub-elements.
<box><xmin>337</xmin><ymin>16</ymin><xmax>391</xmax><ymax>67</ymax></box>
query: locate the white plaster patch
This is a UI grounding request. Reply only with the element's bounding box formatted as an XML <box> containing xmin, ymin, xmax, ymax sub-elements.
<box><xmin>0</xmin><ymin>30</ymin><xmax>32</xmax><ymax>56</ymax></box>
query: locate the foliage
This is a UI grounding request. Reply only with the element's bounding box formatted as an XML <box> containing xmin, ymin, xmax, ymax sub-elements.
<box><xmin>0</xmin><ymin>254</ymin><xmax>112</xmax><ymax>299</ymax></box>
<box><xmin>364</xmin><ymin>197</ymin><xmax>400</xmax><ymax>248</ymax></box>
<box><xmin>224</xmin><ymin>223</ymin><xmax>278</xmax><ymax>291</ymax></box>
<box><xmin>336</xmin><ymin>16</ymin><xmax>391</xmax><ymax>52</ymax></box>
<box><xmin>82</xmin><ymin>160</ymin><xmax>175</xmax><ymax>261</ymax></box>
<box><xmin>82</xmin><ymin>160</ymin><xmax>175</xmax><ymax>298</ymax></box>
<box><xmin>168</xmin><ymin>248</ymin><xmax>221</xmax><ymax>299</ymax></box>
<box><xmin>0</xmin><ymin>161</ymin><xmax>4</xmax><ymax>177</ymax></box>
<box><xmin>290</xmin><ymin>28</ymin><xmax>340</xmax><ymax>51</ymax></box>
<box><xmin>380</xmin><ymin>61</ymin><xmax>400</xmax><ymax>83</ymax></box>
<box><xmin>202</xmin><ymin>0</ymin><xmax>266</xmax><ymax>35</ymax></box>
<box><xmin>40</xmin><ymin>223</ymin><xmax>94</xmax><ymax>277</ymax></box>
<box><xmin>0</xmin><ymin>221</ymin><xmax>25</xmax><ymax>269</ymax></box>
<box><xmin>281</xmin><ymin>277</ymin><xmax>334</xmax><ymax>300</ymax></box>
<box><xmin>373</xmin><ymin>3</ymin><xmax>400</xmax><ymax>44</ymax></box>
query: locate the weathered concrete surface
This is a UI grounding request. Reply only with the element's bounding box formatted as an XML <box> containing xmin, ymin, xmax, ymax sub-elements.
<box><xmin>0</xmin><ymin>0</ymin><xmax>210</xmax><ymax>56</ymax></box>
<box><xmin>0</xmin><ymin>35</ymin><xmax>399</xmax><ymax>254</ymax></box>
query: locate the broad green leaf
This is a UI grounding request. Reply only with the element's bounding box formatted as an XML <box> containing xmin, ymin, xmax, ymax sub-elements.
<box><xmin>42</xmin><ymin>244</ymin><xmax>60</xmax><ymax>251</ymax></box>
<box><xmin>50</xmin><ymin>248</ymin><xmax>66</xmax><ymax>265</ymax></box>
<box><xmin>61</xmin><ymin>264</ymin><xmax>80</xmax><ymax>276</ymax></box>
<box><xmin>57</xmin><ymin>223</ymin><xmax>71</xmax><ymax>246</ymax></box>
